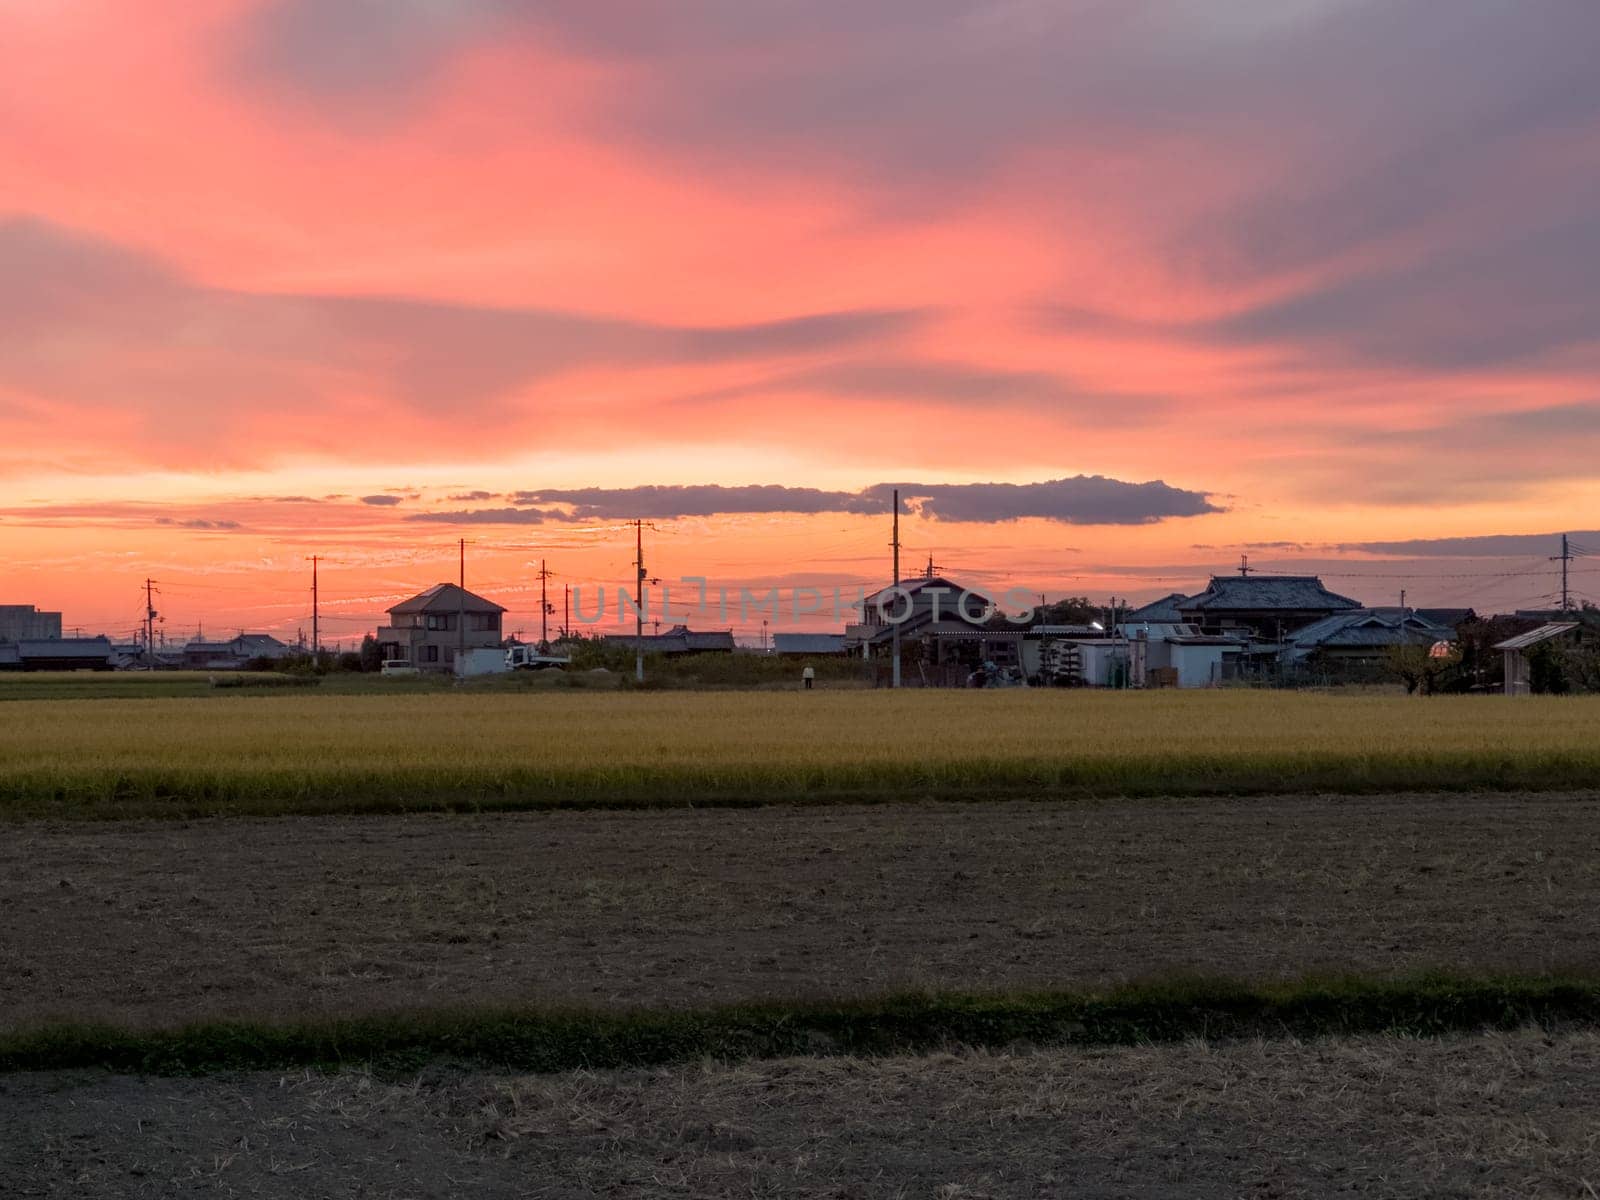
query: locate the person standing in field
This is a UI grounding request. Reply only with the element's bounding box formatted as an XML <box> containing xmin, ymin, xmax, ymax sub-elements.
<box><xmin>802</xmin><ymin>665</ymin><xmax>815</xmax><ymax>690</ymax></box>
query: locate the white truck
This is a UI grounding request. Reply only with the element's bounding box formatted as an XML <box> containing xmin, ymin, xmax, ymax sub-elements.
<box><xmin>504</xmin><ymin>645</ymin><xmax>571</xmax><ymax>671</ymax></box>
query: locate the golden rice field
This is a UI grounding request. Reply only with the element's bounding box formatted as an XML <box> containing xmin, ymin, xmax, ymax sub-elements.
<box><xmin>3</xmin><ymin>689</ymin><xmax>1599</xmax><ymax>818</ymax></box>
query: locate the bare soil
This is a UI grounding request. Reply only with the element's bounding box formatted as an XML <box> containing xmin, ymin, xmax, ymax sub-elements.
<box><xmin>6</xmin><ymin>1028</ymin><xmax>1600</xmax><ymax>1198</ymax></box>
<box><xmin>4</xmin><ymin>793</ymin><xmax>1600</xmax><ymax>1029</ymax></box>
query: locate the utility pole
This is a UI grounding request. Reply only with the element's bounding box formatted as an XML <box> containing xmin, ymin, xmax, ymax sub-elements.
<box><xmin>310</xmin><ymin>555</ymin><xmax>320</xmax><ymax>656</ymax></box>
<box><xmin>891</xmin><ymin>488</ymin><xmax>901</xmax><ymax>689</ymax></box>
<box><xmin>634</xmin><ymin>519</ymin><xmax>646</xmax><ymax>683</ymax></box>
<box><xmin>563</xmin><ymin>584</ymin><xmax>571</xmax><ymax>641</ymax></box>
<box><xmin>1554</xmin><ymin>533</ymin><xmax>1573</xmax><ymax>611</ymax></box>
<box><xmin>143</xmin><ymin>579</ymin><xmax>158</xmax><ymax>665</ymax></box>
<box><xmin>457</xmin><ymin>538</ymin><xmax>466</xmax><ymax>671</ymax></box>
<box><xmin>538</xmin><ymin>558</ymin><xmax>552</xmax><ymax>649</ymax></box>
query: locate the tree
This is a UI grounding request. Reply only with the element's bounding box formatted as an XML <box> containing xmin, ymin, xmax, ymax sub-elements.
<box><xmin>1036</xmin><ymin>596</ymin><xmax>1098</xmax><ymax>625</ymax></box>
<box><xmin>1384</xmin><ymin>642</ymin><xmax>1460</xmax><ymax>695</ymax></box>
<box><xmin>358</xmin><ymin>634</ymin><xmax>384</xmax><ymax>672</ymax></box>
<box><xmin>1527</xmin><ymin>640</ymin><xmax>1570</xmax><ymax>695</ymax></box>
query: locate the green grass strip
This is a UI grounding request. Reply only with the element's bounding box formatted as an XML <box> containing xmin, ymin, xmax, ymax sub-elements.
<box><xmin>7</xmin><ymin>757</ymin><xmax>1600</xmax><ymax>822</ymax></box>
<box><xmin>8</xmin><ymin>973</ymin><xmax>1600</xmax><ymax>1077</ymax></box>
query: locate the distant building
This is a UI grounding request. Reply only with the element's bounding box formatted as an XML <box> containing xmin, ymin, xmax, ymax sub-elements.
<box><xmin>605</xmin><ymin>624</ymin><xmax>736</xmax><ymax>655</ymax></box>
<box><xmin>0</xmin><ymin>605</ymin><xmax>63</xmax><ymax>642</ymax></box>
<box><xmin>0</xmin><ymin>637</ymin><xmax>115</xmax><ymax>672</ymax></box>
<box><xmin>376</xmin><ymin>584</ymin><xmax>506</xmax><ymax>671</ymax></box>
<box><xmin>1112</xmin><ymin>621</ymin><xmax>1240</xmax><ymax>688</ymax></box>
<box><xmin>1282</xmin><ymin>609</ymin><xmax>1455</xmax><ymax>667</ymax></box>
<box><xmin>1494</xmin><ymin>622</ymin><xmax>1590</xmax><ymax>696</ymax></box>
<box><xmin>772</xmin><ymin>633</ymin><xmax>846</xmax><ymax>656</ymax></box>
<box><xmin>181</xmin><ymin>633</ymin><xmax>295</xmax><ymax>670</ymax></box>
<box><xmin>1123</xmin><ymin>593</ymin><xmax>1191</xmax><ymax>624</ymax></box>
<box><xmin>1176</xmin><ymin>575</ymin><xmax>1363</xmax><ymax>643</ymax></box>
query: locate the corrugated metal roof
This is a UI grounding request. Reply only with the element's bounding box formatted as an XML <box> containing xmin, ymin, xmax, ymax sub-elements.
<box><xmin>17</xmin><ymin>637</ymin><xmax>114</xmax><ymax>658</ymax></box>
<box><xmin>1494</xmin><ymin>622</ymin><xmax>1581</xmax><ymax>651</ymax></box>
<box><xmin>1182</xmin><ymin>576</ymin><xmax>1362</xmax><ymax>613</ymax></box>
<box><xmin>772</xmin><ymin>633</ymin><xmax>845</xmax><ymax>654</ymax></box>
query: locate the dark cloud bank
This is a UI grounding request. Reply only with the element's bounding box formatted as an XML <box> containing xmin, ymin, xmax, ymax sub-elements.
<box><xmin>408</xmin><ymin>476</ymin><xmax>1222</xmax><ymax>527</ymax></box>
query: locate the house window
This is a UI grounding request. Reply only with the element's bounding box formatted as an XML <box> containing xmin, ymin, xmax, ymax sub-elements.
<box><xmin>470</xmin><ymin>613</ymin><xmax>499</xmax><ymax>633</ymax></box>
<box><xmin>424</xmin><ymin>645</ymin><xmax>439</xmax><ymax>663</ymax></box>
<box><xmin>426</xmin><ymin>614</ymin><xmax>457</xmax><ymax>632</ymax></box>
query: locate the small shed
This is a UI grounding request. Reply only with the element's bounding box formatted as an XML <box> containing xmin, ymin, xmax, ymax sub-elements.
<box><xmin>1493</xmin><ymin>622</ymin><xmax>1581</xmax><ymax>695</ymax></box>
<box><xmin>772</xmin><ymin>633</ymin><xmax>846</xmax><ymax>656</ymax></box>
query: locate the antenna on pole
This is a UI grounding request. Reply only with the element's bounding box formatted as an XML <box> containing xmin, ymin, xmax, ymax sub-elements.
<box><xmin>1238</xmin><ymin>554</ymin><xmax>1252</xmax><ymax>577</ymax></box>
<box><xmin>891</xmin><ymin>488</ymin><xmax>901</xmax><ymax>689</ymax></box>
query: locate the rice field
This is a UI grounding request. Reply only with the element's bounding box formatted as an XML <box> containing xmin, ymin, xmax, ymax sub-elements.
<box><xmin>2</xmin><ymin>689</ymin><xmax>1599</xmax><ymax>818</ymax></box>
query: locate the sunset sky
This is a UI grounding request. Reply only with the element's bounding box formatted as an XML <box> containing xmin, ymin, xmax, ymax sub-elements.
<box><xmin>3</xmin><ymin>0</ymin><xmax>1598</xmax><ymax>642</ymax></box>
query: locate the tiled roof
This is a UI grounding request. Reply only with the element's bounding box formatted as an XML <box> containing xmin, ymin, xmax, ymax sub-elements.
<box><xmin>388</xmin><ymin>583</ymin><xmax>506</xmax><ymax>615</ymax></box>
<box><xmin>1182</xmin><ymin>576</ymin><xmax>1362</xmax><ymax>613</ymax></box>
<box><xmin>1125</xmin><ymin>592</ymin><xmax>1191</xmax><ymax>622</ymax></box>
<box><xmin>862</xmin><ymin>576</ymin><xmax>997</xmax><ymax>608</ymax></box>
<box><xmin>1287</xmin><ymin>610</ymin><xmax>1452</xmax><ymax>653</ymax></box>
<box><xmin>604</xmin><ymin>624</ymin><xmax>735</xmax><ymax>653</ymax></box>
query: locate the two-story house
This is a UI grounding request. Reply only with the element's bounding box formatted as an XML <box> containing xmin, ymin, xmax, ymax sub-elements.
<box><xmin>376</xmin><ymin>583</ymin><xmax>506</xmax><ymax>671</ymax></box>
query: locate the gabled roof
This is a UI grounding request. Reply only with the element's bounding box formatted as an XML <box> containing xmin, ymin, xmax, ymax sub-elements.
<box><xmin>862</xmin><ymin>576</ymin><xmax>997</xmax><ymax>609</ymax></box>
<box><xmin>1125</xmin><ymin>592</ymin><xmax>1191</xmax><ymax>622</ymax></box>
<box><xmin>1416</xmin><ymin>608</ymin><xmax>1475</xmax><ymax>627</ymax></box>
<box><xmin>1494</xmin><ymin>622</ymin><xmax>1581</xmax><ymax>652</ymax></box>
<box><xmin>604</xmin><ymin>625</ymin><xmax>735</xmax><ymax>653</ymax></box>
<box><xmin>388</xmin><ymin>583</ymin><xmax>506</xmax><ymax>615</ymax></box>
<box><xmin>679</xmin><ymin>626</ymin><xmax>736</xmax><ymax>651</ymax></box>
<box><xmin>1181</xmin><ymin>575</ymin><xmax>1362</xmax><ymax>613</ymax></box>
<box><xmin>232</xmin><ymin>633</ymin><xmax>290</xmax><ymax>652</ymax></box>
<box><xmin>1287</xmin><ymin>610</ymin><xmax>1450</xmax><ymax>651</ymax></box>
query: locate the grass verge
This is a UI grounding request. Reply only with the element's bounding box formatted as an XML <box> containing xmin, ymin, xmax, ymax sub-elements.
<box><xmin>8</xmin><ymin>974</ymin><xmax>1600</xmax><ymax>1077</ymax></box>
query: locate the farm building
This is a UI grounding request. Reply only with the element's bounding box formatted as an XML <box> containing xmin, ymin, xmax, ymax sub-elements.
<box><xmin>1493</xmin><ymin>622</ymin><xmax>1589</xmax><ymax>695</ymax></box>
<box><xmin>0</xmin><ymin>637</ymin><xmax>115</xmax><ymax>671</ymax></box>
<box><xmin>605</xmin><ymin>625</ymin><xmax>736</xmax><ymax>655</ymax></box>
<box><xmin>376</xmin><ymin>584</ymin><xmax>506</xmax><ymax>671</ymax></box>
<box><xmin>772</xmin><ymin>633</ymin><xmax>846</xmax><ymax>655</ymax></box>
<box><xmin>1282</xmin><ymin>610</ymin><xmax>1455</xmax><ymax>667</ymax></box>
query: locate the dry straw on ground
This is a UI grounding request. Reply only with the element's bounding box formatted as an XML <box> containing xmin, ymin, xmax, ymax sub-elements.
<box><xmin>6</xmin><ymin>1029</ymin><xmax>1600</xmax><ymax>1198</ymax></box>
